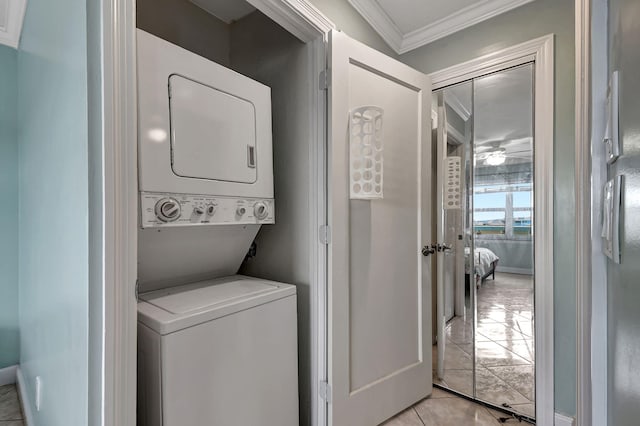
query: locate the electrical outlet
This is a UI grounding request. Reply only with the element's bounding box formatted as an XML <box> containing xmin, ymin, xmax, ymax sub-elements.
<box><xmin>35</xmin><ymin>376</ymin><xmax>42</xmax><ymax>411</ymax></box>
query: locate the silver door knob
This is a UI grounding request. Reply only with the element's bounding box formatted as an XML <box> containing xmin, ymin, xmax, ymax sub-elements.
<box><xmin>422</xmin><ymin>246</ymin><xmax>436</xmax><ymax>256</ymax></box>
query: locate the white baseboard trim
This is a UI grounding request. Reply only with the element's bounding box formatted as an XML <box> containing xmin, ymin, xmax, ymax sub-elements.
<box><xmin>555</xmin><ymin>412</ymin><xmax>576</xmax><ymax>426</ymax></box>
<box><xmin>0</xmin><ymin>365</ymin><xmax>17</xmax><ymax>386</ymax></box>
<box><xmin>16</xmin><ymin>367</ymin><xmax>34</xmax><ymax>426</ymax></box>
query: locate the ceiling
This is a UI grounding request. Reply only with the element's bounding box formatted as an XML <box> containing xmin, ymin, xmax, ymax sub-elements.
<box><xmin>348</xmin><ymin>0</ymin><xmax>535</xmax><ymax>54</ymax></box>
<box><xmin>441</xmin><ymin>64</ymin><xmax>534</xmax><ymax>165</ymax></box>
<box><xmin>190</xmin><ymin>0</ymin><xmax>256</xmax><ymax>24</ymax></box>
<box><xmin>474</xmin><ymin>65</ymin><xmax>533</xmax><ymax>146</ymax></box>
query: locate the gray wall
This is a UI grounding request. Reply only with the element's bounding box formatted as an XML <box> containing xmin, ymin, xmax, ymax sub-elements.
<box><xmin>400</xmin><ymin>0</ymin><xmax>577</xmax><ymax>415</ymax></box>
<box><xmin>0</xmin><ymin>45</ymin><xmax>19</xmax><ymax>370</ymax></box>
<box><xmin>607</xmin><ymin>0</ymin><xmax>640</xmax><ymax>424</ymax></box>
<box><xmin>477</xmin><ymin>240</ymin><xmax>533</xmax><ymax>274</ymax></box>
<box><xmin>137</xmin><ymin>0</ymin><xmax>231</xmax><ymax>66</ymax></box>
<box><xmin>231</xmin><ymin>12</ymin><xmax>315</xmax><ymax>426</ymax></box>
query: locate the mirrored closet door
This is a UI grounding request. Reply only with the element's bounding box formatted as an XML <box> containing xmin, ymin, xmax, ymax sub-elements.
<box><xmin>433</xmin><ymin>64</ymin><xmax>536</xmax><ymax>422</ymax></box>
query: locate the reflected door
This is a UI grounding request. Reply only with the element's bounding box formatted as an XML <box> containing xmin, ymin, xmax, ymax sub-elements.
<box><xmin>433</xmin><ymin>80</ymin><xmax>475</xmax><ymax>393</ymax></box>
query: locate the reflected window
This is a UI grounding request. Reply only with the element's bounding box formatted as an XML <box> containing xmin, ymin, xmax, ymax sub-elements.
<box><xmin>474</xmin><ymin>183</ymin><xmax>532</xmax><ymax>239</ymax></box>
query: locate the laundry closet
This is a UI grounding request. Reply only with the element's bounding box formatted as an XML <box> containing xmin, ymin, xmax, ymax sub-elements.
<box><xmin>133</xmin><ymin>1</ymin><xmax>435</xmax><ymax>425</ymax></box>
<box><xmin>134</xmin><ymin>0</ymin><xmax>318</xmax><ymax>424</ymax></box>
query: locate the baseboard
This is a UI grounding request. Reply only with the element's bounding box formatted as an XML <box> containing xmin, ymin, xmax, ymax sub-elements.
<box><xmin>555</xmin><ymin>412</ymin><xmax>575</xmax><ymax>426</ymax></box>
<box><xmin>16</xmin><ymin>367</ymin><xmax>34</xmax><ymax>426</ymax></box>
<box><xmin>496</xmin><ymin>266</ymin><xmax>533</xmax><ymax>275</ymax></box>
<box><xmin>0</xmin><ymin>365</ymin><xmax>17</xmax><ymax>386</ymax></box>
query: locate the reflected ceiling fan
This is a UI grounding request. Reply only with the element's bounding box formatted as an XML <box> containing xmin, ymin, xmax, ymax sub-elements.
<box><xmin>475</xmin><ymin>139</ymin><xmax>532</xmax><ymax>165</ymax></box>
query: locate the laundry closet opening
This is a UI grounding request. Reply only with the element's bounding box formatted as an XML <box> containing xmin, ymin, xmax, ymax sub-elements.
<box><xmin>135</xmin><ymin>1</ymin><xmax>320</xmax><ymax>424</ymax></box>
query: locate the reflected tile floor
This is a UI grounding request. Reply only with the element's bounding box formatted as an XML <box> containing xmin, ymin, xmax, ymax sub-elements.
<box><xmin>433</xmin><ymin>272</ymin><xmax>535</xmax><ymax>419</ymax></box>
<box><xmin>0</xmin><ymin>384</ymin><xmax>24</xmax><ymax>425</ymax></box>
<box><xmin>380</xmin><ymin>387</ymin><xmax>525</xmax><ymax>425</ymax></box>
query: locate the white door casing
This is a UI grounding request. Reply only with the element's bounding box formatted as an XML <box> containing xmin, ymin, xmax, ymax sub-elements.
<box><xmin>328</xmin><ymin>30</ymin><xmax>433</xmax><ymax>426</ymax></box>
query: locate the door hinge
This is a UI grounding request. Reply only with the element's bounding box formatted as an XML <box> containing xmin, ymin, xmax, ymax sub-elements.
<box><xmin>135</xmin><ymin>279</ymin><xmax>140</xmax><ymax>302</ymax></box>
<box><xmin>319</xmin><ymin>225</ymin><xmax>331</xmax><ymax>245</ymax></box>
<box><xmin>319</xmin><ymin>381</ymin><xmax>332</xmax><ymax>402</ymax></box>
<box><xmin>319</xmin><ymin>69</ymin><xmax>331</xmax><ymax>90</ymax></box>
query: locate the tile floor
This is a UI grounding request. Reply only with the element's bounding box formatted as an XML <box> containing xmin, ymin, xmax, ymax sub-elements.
<box><xmin>0</xmin><ymin>384</ymin><xmax>25</xmax><ymax>425</ymax></box>
<box><xmin>433</xmin><ymin>272</ymin><xmax>535</xmax><ymax>418</ymax></box>
<box><xmin>381</xmin><ymin>387</ymin><xmax>527</xmax><ymax>425</ymax></box>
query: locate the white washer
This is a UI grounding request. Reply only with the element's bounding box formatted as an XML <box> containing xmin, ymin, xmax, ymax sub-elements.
<box><xmin>137</xmin><ymin>276</ymin><xmax>299</xmax><ymax>426</ymax></box>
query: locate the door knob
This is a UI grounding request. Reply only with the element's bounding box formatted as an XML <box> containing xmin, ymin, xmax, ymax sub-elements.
<box><xmin>424</xmin><ymin>243</ymin><xmax>453</xmax><ymax>254</ymax></box>
<box><xmin>422</xmin><ymin>246</ymin><xmax>436</xmax><ymax>256</ymax></box>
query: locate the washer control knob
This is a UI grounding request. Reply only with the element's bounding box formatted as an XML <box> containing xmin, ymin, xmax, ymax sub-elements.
<box><xmin>236</xmin><ymin>206</ymin><xmax>247</xmax><ymax>217</ymax></box>
<box><xmin>190</xmin><ymin>206</ymin><xmax>205</xmax><ymax>223</ymax></box>
<box><xmin>205</xmin><ymin>204</ymin><xmax>216</xmax><ymax>216</ymax></box>
<box><xmin>155</xmin><ymin>198</ymin><xmax>181</xmax><ymax>222</ymax></box>
<box><xmin>254</xmin><ymin>202</ymin><xmax>269</xmax><ymax>220</ymax></box>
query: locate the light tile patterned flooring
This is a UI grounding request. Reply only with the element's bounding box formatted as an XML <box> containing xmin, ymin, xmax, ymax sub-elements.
<box><xmin>0</xmin><ymin>384</ymin><xmax>24</xmax><ymax>425</ymax></box>
<box><xmin>381</xmin><ymin>273</ymin><xmax>535</xmax><ymax>425</ymax></box>
<box><xmin>434</xmin><ymin>272</ymin><xmax>535</xmax><ymax>418</ymax></box>
<box><xmin>381</xmin><ymin>387</ymin><xmax>524</xmax><ymax>425</ymax></box>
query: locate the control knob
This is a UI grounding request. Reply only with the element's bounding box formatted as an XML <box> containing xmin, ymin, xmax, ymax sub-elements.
<box><xmin>155</xmin><ymin>198</ymin><xmax>181</xmax><ymax>222</ymax></box>
<box><xmin>254</xmin><ymin>202</ymin><xmax>269</xmax><ymax>220</ymax></box>
<box><xmin>190</xmin><ymin>206</ymin><xmax>204</xmax><ymax>223</ymax></box>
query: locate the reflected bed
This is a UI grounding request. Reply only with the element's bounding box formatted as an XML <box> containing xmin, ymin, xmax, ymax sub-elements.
<box><xmin>465</xmin><ymin>247</ymin><xmax>500</xmax><ymax>285</ymax></box>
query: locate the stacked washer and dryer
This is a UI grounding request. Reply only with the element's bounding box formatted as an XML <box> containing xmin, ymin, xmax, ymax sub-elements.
<box><xmin>135</xmin><ymin>30</ymin><xmax>299</xmax><ymax>426</ymax></box>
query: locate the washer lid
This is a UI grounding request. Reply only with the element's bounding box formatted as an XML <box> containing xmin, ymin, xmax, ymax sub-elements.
<box><xmin>141</xmin><ymin>278</ymin><xmax>277</xmax><ymax>314</ymax></box>
<box><xmin>137</xmin><ymin>275</ymin><xmax>296</xmax><ymax>335</ymax></box>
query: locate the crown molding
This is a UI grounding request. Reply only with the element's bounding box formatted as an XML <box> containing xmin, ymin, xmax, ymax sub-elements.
<box><xmin>246</xmin><ymin>0</ymin><xmax>336</xmax><ymax>41</ymax></box>
<box><xmin>347</xmin><ymin>0</ymin><xmax>403</xmax><ymax>51</ymax></box>
<box><xmin>348</xmin><ymin>0</ymin><xmax>535</xmax><ymax>54</ymax></box>
<box><xmin>0</xmin><ymin>0</ymin><xmax>27</xmax><ymax>49</ymax></box>
<box><xmin>444</xmin><ymin>91</ymin><xmax>471</xmax><ymax>121</ymax></box>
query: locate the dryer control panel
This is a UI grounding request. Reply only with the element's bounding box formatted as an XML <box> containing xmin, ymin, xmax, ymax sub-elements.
<box><xmin>140</xmin><ymin>192</ymin><xmax>275</xmax><ymax>228</ymax></box>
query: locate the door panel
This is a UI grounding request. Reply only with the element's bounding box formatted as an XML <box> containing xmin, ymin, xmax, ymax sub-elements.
<box><xmin>328</xmin><ymin>31</ymin><xmax>432</xmax><ymax>426</ymax></box>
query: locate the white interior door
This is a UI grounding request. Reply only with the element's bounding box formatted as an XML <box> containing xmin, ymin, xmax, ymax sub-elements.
<box><xmin>328</xmin><ymin>30</ymin><xmax>433</xmax><ymax>426</ymax></box>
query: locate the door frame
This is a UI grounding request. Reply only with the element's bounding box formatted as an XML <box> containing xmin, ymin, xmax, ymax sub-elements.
<box><xmin>429</xmin><ymin>34</ymin><xmax>555</xmax><ymax>426</ymax></box>
<box><xmin>100</xmin><ymin>1</ymin><xmax>334</xmax><ymax>425</ymax></box>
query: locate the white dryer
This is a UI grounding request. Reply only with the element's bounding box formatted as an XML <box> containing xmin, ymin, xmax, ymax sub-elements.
<box><xmin>137</xmin><ymin>29</ymin><xmax>274</xmax><ymax>229</ymax></box>
<box><xmin>136</xmin><ymin>30</ymin><xmax>277</xmax><ymax>289</ymax></box>
<box><xmin>137</xmin><ymin>276</ymin><xmax>299</xmax><ymax>426</ymax></box>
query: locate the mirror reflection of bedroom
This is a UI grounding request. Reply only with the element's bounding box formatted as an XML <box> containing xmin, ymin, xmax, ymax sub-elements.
<box><xmin>433</xmin><ymin>64</ymin><xmax>535</xmax><ymax>422</ymax></box>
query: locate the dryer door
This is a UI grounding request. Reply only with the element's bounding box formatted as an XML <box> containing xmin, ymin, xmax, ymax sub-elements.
<box><xmin>169</xmin><ymin>75</ymin><xmax>258</xmax><ymax>184</ymax></box>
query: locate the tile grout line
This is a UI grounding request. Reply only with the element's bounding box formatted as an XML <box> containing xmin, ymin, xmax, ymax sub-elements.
<box><xmin>412</xmin><ymin>407</ymin><xmax>426</xmax><ymax>426</ymax></box>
